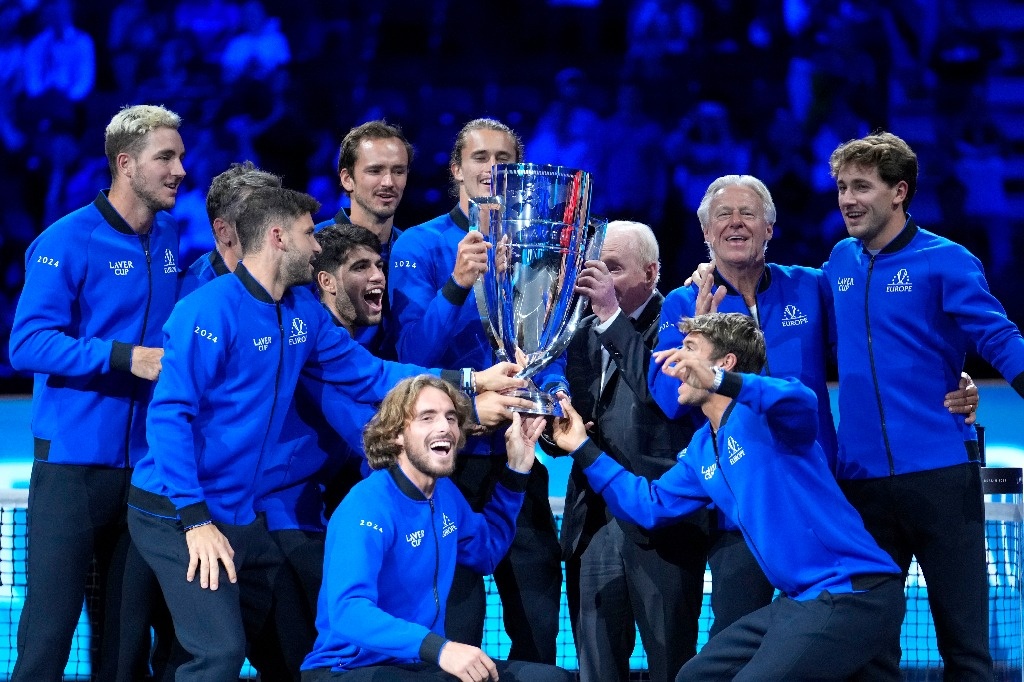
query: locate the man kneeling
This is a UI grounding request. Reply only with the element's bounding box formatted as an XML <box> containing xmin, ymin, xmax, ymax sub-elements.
<box><xmin>302</xmin><ymin>375</ymin><xmax>574</xmax><ymax>682</ymax></box>
<box><xmin>552</xmin><ymin>312</ymin><xmax>906</xmax><ymax>681</ymax></box>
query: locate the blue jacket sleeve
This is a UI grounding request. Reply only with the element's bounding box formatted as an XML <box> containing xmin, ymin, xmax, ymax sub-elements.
<box><xmin>723</xmin><ymin>372</ymin><xmax>819</xmax><ymax>452</ymax></box>
<box><xmin>454</xmin><ymin>467</ymin><xmax>528</xmax><ymax>574</ymax></box>
<box><xmin>322</xmin><ymin>493</ymin><xmax>444</xmax><ymax>662</ymax></box>
<box><xmin>145</xmin><ymin>302</ymin><xmax>225</xmax><ymax>518</ymax></box>
<box><xmin>389</xmin><ymin>227</ymin><xmax>473</xmax><ymax>366</ymax></box>
<box><xmin>10</xmin><ymin>227</ymin><xmax>127</xmax><ymax>376</ymax></box>
<box><xmin>936</xmin><ymin>246</ymin><xmax>1024</xmax><ymax>397</ymax></box>
<box><xmin>302</xmin><ymin>304</ymin><xmax>444</xmax><ymax>401</ymax></box>
<box><xmin>571</xmin><ymin>439</ymin><xmax>708</xmax><ymax>529</ymax></box>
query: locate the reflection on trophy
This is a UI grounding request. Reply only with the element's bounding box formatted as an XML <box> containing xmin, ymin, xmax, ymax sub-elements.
<box><xmin>469</xmin><ymin>163</ymin><xmax>607</xmax><ymax>415</ymax></box>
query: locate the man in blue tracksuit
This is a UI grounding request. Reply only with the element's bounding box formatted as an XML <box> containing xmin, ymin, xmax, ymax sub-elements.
<box><xmin>8</xmin><ymin>104</ymin><xmax>185</xmax><ymax>682</ymax></box>
<box><xmin>255</xmin><ymin>224</ymin><xmax>397</xmax><ymax>662</ymax></box>
<box><xmin>179</xmin><ymin>160</ymin><xmax>282</xmax><ymax>298</ymax></box>
<box><xmin>314</xmin><ymin>120</ymin><xmax>412</xmax><ymax>359</ymax></box>
<box><xmin>389</xmin><ymin>118</ymin><xmax>562</xmax><ymax>663</ymax></box>
<box><xmin>649</xmin><ymin>175</ymin><xmax>836</xmax><ymax>637</ymax></box>
<box><xmin>652</xmin><ymin>174</ymin><xmax>980</xmax><ymax>639</ymax></box>
<box><xmin>553</xmin><ymin>312</ymin><xmax>906</xmax><ymax>681</ymax></box>
<box><xmin>302</xmin><ymin>375</ymin><xmax>572</xmax><ymax>681</ymax></box>
<box><xmin>127</xmin><ymin>187</ymin><xmax>522</xmax><ymax>680</ymax></box>
<box><xmin>824</xmin><ymin>132</ymin><xmax>1024</xmax><ymax>680</ymax></box>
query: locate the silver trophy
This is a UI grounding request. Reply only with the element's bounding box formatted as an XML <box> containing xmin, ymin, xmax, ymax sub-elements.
<box><xmin>469</xmin><ymin>163</ymin><xmax>607</xmax><ymax>415</ymax></box>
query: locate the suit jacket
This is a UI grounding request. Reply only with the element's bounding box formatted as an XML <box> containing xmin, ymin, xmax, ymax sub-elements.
<box><xmin>550</xmin><ymin>291</ymin><xmax>708</xmax><ymax>560</ymax></box>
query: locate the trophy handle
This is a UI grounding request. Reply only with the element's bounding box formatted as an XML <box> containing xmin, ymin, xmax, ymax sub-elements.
<box><xmin>468</xmin><ymin>196</ymin><xmax>507</xmax><ymax>362</ymax></box>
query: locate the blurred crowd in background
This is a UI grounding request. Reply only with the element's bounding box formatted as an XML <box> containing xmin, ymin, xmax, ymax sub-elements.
<box><xmin>2</xmin><ymin>0</ymin><xmax>1023</xmax><ymax>390</ymax></box>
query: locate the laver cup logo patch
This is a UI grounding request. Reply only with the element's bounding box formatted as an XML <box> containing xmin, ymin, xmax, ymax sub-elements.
<box><xmin>886</xmin><ymin>268</ymin><xmax>913</xmax><ymax>293</ymax></box>
<box><xmin>781</xmin><ymin>304</ymin><xmax>808</xmax><ymax>327</ymax></box>
<box><xmin>110</xmin><ymin>260</ymin><xmax>134</xmax><ymax>275</ymax></box>
<box><xmin>727</xmin><ymin>436</ymin><xmax>746</xmax><ymax>465</ymax></box>
<box><xmin>289</xmin><ymin>317</ymin><xmax>308</xmax><ymax>345</ymax></box>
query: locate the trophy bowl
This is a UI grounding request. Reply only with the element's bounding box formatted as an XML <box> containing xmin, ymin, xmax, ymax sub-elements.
<box><xmin>470</xmin><ymin>163</ymin><xmax>606</xmax><ymax>416</ymax></box>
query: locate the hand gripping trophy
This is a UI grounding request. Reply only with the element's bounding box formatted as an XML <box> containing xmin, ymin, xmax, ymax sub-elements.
<box><xmin>470</xmin><ymin>163</ymin><xmax>606</xmax><ymax>415</ymax></box>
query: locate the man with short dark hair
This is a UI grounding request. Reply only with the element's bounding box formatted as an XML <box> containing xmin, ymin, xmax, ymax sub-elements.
<box><xmin>314</xmin><ymin>224</ymin><xmax>389</xmax><ymax>356</ymax></box>
<box><xmin>553</xmin><ymin>312</ymin><xmax>906</xmax><ymax>681</ymax></box>
<box><xmin>316</xmin><ymin>119</ymin><xmax>413</xmax><ymax>271</ymax></box>
<box><xmin>302</xmin><ymin>375</ymin><xmax>573</xmax><ymax>682</ymax></box>
<box><xmin>390</xmin><ymin>118</ymin><xmax>562</xmax><ymax>663</ymax></box>
<box><xmin>824</xmin><ymin>131</ymin><xmax>1024</xmax><ymax>679</ymax></box>
<box><xmin>128</xmin><ymin>186</ymin><xmax>522</xmax><ymax>679</ymax></box>
<box><xmin>9</xmin><ymin>103</ymin><xmax>185</xmax><ymax>682</ymax></box>
<box><xmin>179</xmin><ymin>160</ymin><xmax>281</xmax><ymax>297</ymax></box>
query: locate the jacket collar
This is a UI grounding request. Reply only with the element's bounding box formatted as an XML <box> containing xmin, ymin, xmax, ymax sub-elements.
<box><xmin>209</xmin><ymin>249</ymin><xmax>232</xmax><ymax>277</ymax></box>
<box><xmin>388</xmin><ymin>464</ymin><xmax>429</xmax><ymax>501</ymax></box>
<box><xmin>712</xmin><ymin>265</ymin><xmax>772</xmax><ymax>297</ymax></box>
<box><xmin>232</xmin><ymin>262</ymin><xmax>276</xmax><ymax>304</ymax></box>
<box><xmin>866</xmin><ymin>215</ymin><xmax>918</xmax><ymax>255</ymax></box>
<box><xmin>94</xmin><ymin>190</ymin><xmax>140</xmax><ymax>236</ymax></box>
<box><xmin>450</xmin><ymin>205</ymin><xmax>470</xmax><ymax>232</ymax></box>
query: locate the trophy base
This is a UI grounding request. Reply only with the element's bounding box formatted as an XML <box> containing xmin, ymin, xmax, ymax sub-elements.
<box><xmin>504</xmin><ymin>387</ymin><xmax>564</xmax><ymax>417</ymax></box>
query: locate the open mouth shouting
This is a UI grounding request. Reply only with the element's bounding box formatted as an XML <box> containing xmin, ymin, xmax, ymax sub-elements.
<box><xmin>364</xmin><ymin>287</ymin><xmax>384</xmax><ymax>314</ymax></box>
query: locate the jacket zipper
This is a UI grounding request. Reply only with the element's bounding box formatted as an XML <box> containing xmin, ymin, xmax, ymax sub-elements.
<box><xmin>864</xmin><ymin>255</ymin><xmax>895</xmax><ymax>476</ymax></box>
<box><xmin>429</xmin><ymin>497</ymin><xmax>441</xmax><ymax>628</ymax></box>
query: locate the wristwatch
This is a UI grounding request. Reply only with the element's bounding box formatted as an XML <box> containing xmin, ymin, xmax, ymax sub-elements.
<box><xmin>710</xmin><ymin>366</ymin><xmax>725</xmax><ymax>392</ymax></box>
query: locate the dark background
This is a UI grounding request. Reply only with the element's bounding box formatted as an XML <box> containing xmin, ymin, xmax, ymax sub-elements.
<box><xmin>2</xmin><ymin>0</ymin><xmax>1023</xmax><ymax>392</ymax></box>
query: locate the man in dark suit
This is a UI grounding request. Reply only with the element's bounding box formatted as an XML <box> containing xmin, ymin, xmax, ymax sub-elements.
<box><xmin>538</xmin><ymin>220</ymin><xmax>709</xmax><ymax>682</ymax></box>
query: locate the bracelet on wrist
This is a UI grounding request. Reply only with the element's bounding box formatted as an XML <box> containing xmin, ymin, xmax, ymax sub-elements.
<box><xmin>710</xmin><ymin>366</ymin><xmax>725</xmax><ymax>392</ymax></box>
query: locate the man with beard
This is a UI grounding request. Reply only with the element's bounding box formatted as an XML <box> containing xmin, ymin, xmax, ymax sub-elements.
<box><xmin>128</xmin><ymin>187</ymin><xmax>524</xmax><ymax>679</ymax></box>
<box><xmin>179</xmin><ymin>160</ymin><xmax>282</xmax><ymax>298</ymax></box>
<box><xmin>315</xmin><ymin>119</ymin><xmax>411</xmax><ymax>273</ymax></box>
<box><xmin>315</xmin><ymin>120</ymin><xmax>413</xmax><ymax>358</ymax></box>
<box><xmin>302</xmin><ymin>375</ymin><xmax>573</xmax><ymax>682</ymax></box>
<box><xmin>9</xmin><ymin>104</ymin><xmax>185</xmax><ymax>681</ymax></box>
<box><xmin>390</xmin><ymin>118</ymin><xmax>562</xmax><ymax>663</ymax></box>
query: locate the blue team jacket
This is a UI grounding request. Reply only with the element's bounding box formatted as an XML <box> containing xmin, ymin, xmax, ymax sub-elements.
<box><xmin>649</xmin><ymin>264</ymin><xmax>838</xmax><ymax>467</ymax></box>
<box><xmin>390</xmin><ymin>206</ymin><xmax>504</xmax><ymax>456</ymax></box>
<box><xmin>823</xmin><ymin>218</ymin><xmax>1024</xmax><ymax>480</ymax></box>
<box><xmin>573</xmin><ymin>372</ymin><xmax>899</xmax><ymax>601</ymax></box>
<box><xmin>10</xmin><ymin>191</ymin><xmax>180</xmax><ymax>467</ymax></box>
<box><xmin>130</xmin><ymin>264</ymin><xmax>443</xmax><ymax>528</ymax></box>
<box><xmin>302</xmin><ymin>464</ymin><xmax>527</xmax><ymax>672</ymax></box>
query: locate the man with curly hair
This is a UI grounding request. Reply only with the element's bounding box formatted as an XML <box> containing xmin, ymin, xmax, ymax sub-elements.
<box><xmin>303</xmin><ymin>375</ymin><xmax>573</xmax><ymax>682</ymax></box>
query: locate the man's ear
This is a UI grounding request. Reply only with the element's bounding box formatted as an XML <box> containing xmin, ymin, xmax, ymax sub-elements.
<box><xmin>719</xmin><ymin>352</ymin><xmax>739</xmax><ymax>372</ymax></box>
<box><xmin>212</xmin><ymin>217</ymin><xmax>233</xmax><ymax>245</ymax></box>
<box><xmin>340</xmin><ymin>168</ymin><xmax>355</xmax><ymax>193</ymax></box>
<box><xmin>116</xmin><ymin>152</ymin><xmax>133</xmax><ymax>179</ymax></box>
<box><xmin>317</xmin><ymin>269</ymin><xmax>335</xmax><ymax>296</ymax></box>
<box><xmin>268</xmin><ymin>224</ymin><xmax>285</xmax><ymax>250</ymax></box>
<box><xmin>450</xmin><ymin>162</ymin><xmax>464</xmax><ymax>185</ymax></box>
<box><xmin>644</xmin><ymin>261</ymin><xmax>658</xmax><ymax>289</ymax></box>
